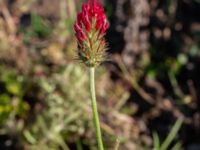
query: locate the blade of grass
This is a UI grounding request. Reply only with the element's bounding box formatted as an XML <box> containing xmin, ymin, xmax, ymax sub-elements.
<box><xmin>76</xmin><ymin>139</ymin><xmax>83</xmax><ymax>150</ymax></box>
<box><xmin>160</xmin><ymin>118</ymin><xmax>183</xmax><ymax>150</ymax></box>
<box><xmin>171</xmin><ymin>142</ymin><xmax>182</xmax><ymax>150</ymax></box>
<box><xmin>153</xmin><ymin>132</ymin><xmax>160</xmax><ymax>150</ymax></box>
<box><xmin>114</xmin><ymin>138</ymin><xmax>120</xmax><ymax>150</ymax></box>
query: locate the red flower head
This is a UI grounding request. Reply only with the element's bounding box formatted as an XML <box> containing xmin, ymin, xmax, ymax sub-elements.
<box><xmin>74</xmin><ymin>0</ymin><xmax>109</xmax><ymax>67</ymax></box>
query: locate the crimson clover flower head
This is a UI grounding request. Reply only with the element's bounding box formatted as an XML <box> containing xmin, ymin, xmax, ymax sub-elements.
<box><xmin>74</xmin><ymin>0</ymin><xmax>109</xmax><ymax>67</ymax></box>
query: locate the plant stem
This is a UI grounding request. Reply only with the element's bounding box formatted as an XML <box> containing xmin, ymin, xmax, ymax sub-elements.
<box><xmin>89</xmin><ymin>67</ymin><xmax>104</xmax><ymax>150</ymax></box>
<box><xmin>114</xmin><ymin>138</ymin><xmax>120</xmax><ymax>150</ymax></box>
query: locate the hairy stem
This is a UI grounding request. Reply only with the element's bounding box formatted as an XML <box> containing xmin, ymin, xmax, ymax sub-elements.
<box><xmin>89</xmin><ymin>67</ymin><xmax>104</xmax><ymax>150</ymax></box>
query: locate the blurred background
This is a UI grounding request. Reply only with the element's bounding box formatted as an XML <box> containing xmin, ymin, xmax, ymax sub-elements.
<box><xmin>0</xmin><ymin>0</ymin><xmax>200</xmax><ymax>149</ymax></box>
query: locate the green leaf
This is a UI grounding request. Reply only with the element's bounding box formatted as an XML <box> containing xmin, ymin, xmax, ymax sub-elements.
<box><xmin>153</xmin><ymin>132</ymin><xmax>160</xmax><ymax>150</ymax></box>
<box><xmin>6</xmin><ymin>82</ymin><xmax>21</xmax><ymax>95</ymax></box>
<box><xmin>171</xmin><ymin>142</ymin><xmax>182</xmax><ymax>150</ymax></box>
<box><xmin>24</xmin><ymin>130</ymin><xmax>37</xmax><ymax>144</ymax></box>
<box><xmin>31</xmin><ymin>14</ymin><xmax>51</xmax><ymax>38</ymax></box>
<box><xmin>0</xmin><ymin>94</ymin><xmax>10</xmax><ymax>105</ymax></box>
<box><xmin>160</xmin><ymin>118</ymin><xmax>183</xmax><ymax>150</ymax></box>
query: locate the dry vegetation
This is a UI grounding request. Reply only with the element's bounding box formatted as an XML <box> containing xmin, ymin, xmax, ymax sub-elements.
<box><xmin>0</xmin><ymin>0</ymin><xmax>200</xmax><ymax>150</ymax></box>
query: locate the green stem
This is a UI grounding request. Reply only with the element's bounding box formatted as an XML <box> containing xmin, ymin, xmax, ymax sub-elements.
<box><xmin>89</xmin><ymin>67</ymin><xmax>104</xmax><ymax>150</ymax></box>
<box><xmin>114</xmin><ymin>138</ymin><xmax>120</xmax><ymax>150</ymax></box>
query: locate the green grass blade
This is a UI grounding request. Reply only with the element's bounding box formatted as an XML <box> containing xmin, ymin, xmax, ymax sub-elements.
<box><xmin>171</xmin><ymin>142</ymin><xmax>182</xmax><ymax>150</ymax></box>
<box><xmin>153</xmin><ymin>132</ymin><xmax>160</xmax><ymax>150</ymax></box>
<box><xmin>160</xmin><ymin>118</ymin><xmax>183</xmax><ymax>150</ymax></box>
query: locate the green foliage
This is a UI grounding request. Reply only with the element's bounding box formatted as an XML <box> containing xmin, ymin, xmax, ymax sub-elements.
<box><xmin>23</xmin><ymin>64</ymin><xmax>93</xmax><ymax>149</ymax></box>
<box><xmin>0</xmin><ymin>67</ymin><xmax>29</xmax><ymax>124</ymax></box>
<box><xmin>153</xmin><ymin>118</ymin><xmax>183</xmax><ymax>150</ymax></box>
<box><xmin>31</xmin><ymin>14</ymin><xmax>52</xmax><ymax>38</ymax></box>
<box><xmin>0</xmin><ymin>94</ymin><xmax>11</xmax><ymax>122</ymax></box>
<box><xmin>20</xmin><ymin>13</ymin><xmax>52</xmax><ymax>44</ymax></box>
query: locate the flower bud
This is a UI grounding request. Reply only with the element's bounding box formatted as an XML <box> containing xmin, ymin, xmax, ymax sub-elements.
<box><xmin>74</xmin><ymin>0</ymin><xmax>109</xmax><ymax>67</ymax></box>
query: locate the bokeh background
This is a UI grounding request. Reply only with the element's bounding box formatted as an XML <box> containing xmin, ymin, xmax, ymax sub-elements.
<box><xmin>0</xmin><ymin>0</ymin><xmax>200</xmax><ymax>150</ymax></box>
